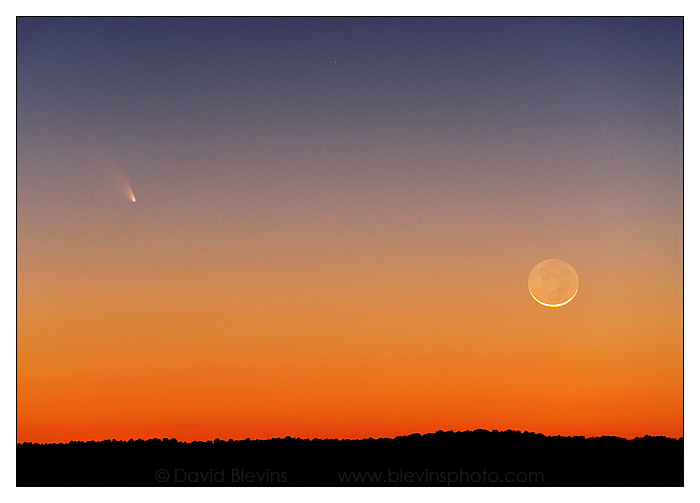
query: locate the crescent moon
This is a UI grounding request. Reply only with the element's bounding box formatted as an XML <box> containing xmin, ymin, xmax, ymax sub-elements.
<box><xmin>528</xmin><ymin>259</ymin><xmax>579</xmax><ymax>308</ymax></box>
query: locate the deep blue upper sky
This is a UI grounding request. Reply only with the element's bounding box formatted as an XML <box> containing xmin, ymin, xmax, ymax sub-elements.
<box><xmin>18</xmin><ymin>17</ymin><xmax>682</xmax><ymax>156</ymax></box>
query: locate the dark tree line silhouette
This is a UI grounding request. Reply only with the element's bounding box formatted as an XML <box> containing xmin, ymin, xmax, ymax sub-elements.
<box><xmin>17</xmin><ymin>429</ymin><xmax>682</xmax><ymax>486</ymax></box>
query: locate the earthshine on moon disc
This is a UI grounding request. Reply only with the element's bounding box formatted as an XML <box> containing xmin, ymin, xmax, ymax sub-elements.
<box><xmin>528</xmin><ymin>259</ymin><xmax>578</xmax><ymax>307</ymax></box>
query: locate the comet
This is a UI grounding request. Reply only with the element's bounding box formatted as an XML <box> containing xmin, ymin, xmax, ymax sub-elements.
<box><xmin>124</xmin><ymin>181</ymin><xmax>136</xmax><ymax>203</ymax></box>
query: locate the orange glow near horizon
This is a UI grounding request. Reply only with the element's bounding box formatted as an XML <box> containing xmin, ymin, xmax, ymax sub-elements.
<box><xmin>17</xmin><ymin>196</ymin><xmax>683</xmax><ymax>442</ymax></box>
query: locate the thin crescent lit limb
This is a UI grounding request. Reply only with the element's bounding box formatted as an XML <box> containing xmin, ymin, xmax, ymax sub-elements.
<box><xmin>529</xmin><ymin>286</ymin><xmax>578</xmax><ymax>307</ymax></box>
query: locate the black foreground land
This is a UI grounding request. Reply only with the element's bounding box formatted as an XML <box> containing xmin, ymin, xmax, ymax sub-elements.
<box><xmin>17</xmin><ymin>429</ymin><xmax>683</xmax><ymax>486</ymax></box>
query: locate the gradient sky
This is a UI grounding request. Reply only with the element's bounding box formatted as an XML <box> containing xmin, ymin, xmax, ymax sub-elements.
<box><xmin>17</xmin><ymin>17</ymin><xmax>683</xmax><ymax>443</ymax></box>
